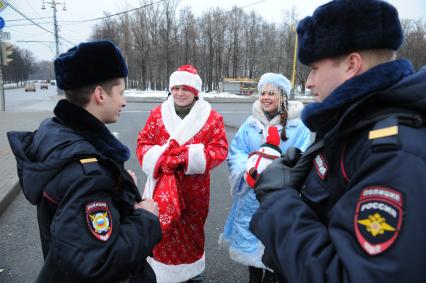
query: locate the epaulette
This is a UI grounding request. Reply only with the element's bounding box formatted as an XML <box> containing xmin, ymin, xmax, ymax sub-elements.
<box><xmin>79</xmin><ymin>157</ymin><xmax>101</xmax><ymax>175</ymax></box>
<box><xmin>368</xmin><ymin>116</ymin><xmax>400</xmax><ymax>152</ymax></box>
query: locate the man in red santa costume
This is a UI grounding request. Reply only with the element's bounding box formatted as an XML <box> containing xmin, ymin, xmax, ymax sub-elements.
<box><xmin>136</xmin><ymin>65</ymin><xmax>228</xmax><ymax>283</ymax></box>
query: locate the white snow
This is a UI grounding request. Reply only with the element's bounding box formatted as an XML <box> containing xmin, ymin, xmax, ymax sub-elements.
<box><xmin>124</xmin><ymin>89</ymin><xmax>257</xmax><ymax>99</ymax></box>
<box><xmin>123</xmin><ymin>89</ymin><xmax>315</xmax><ymax>103</ymax></box>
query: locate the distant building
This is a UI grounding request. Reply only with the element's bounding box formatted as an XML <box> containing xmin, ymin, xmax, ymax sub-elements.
<box><xmin>220</xmin><ymin>77</ymin><xmax>257</xmax><ymax>95</ymax></box>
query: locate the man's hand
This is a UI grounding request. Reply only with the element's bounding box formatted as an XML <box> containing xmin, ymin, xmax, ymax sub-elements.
<box><xmin>135</xmin><ymin>199</ymin><xmax>159</xmax><ymax>216</ymax></box>
<box><xmin>254</xmin><ymin>147</ymin><xmax>306</xmax><ymax>203</ymax></box>
<box><xmin>282</xmin><ymin>147</ymin><xmax>303</xmax><ymax>167</ymax></box>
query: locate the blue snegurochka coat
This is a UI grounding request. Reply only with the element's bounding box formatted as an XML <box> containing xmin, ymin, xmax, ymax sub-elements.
<box><xmin>220</xmin><ymin>100</ymin><xmax>311</xmax><ymax>268</ymax></box>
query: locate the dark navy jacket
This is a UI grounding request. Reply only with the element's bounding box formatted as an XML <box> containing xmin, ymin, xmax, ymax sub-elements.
<box><xmin>7</xmin><ymin>100</ymin><xmax>162</xmax><ymax>283</ymax></box>
<box><xmin>250</xmin><ymin>60</ymin><xmax>426</xmax><ymax>283</ymax></box>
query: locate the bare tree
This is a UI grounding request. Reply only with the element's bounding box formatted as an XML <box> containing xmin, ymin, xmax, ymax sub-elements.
<box><xmin>177</xmin><ymin>7</ymin><xmax>197</xmax><ymax>65</ymax></box>
<box><xmin>30</xmin><ymin>61</ymin><xmax>54</xmax><ymax>81</ymax></box>
<box><xmin>3</xmin><ymin>45</ymin><xmax>36</xmax><ymax>85</ymax></box>
<box><xmin>160</xmin><ymin>0</ymin><xmax>178</xmax><ymax>87</ymax></box>
<box><xmin>91</xmin><ymin>14</ymin><xmax>121</xmax><ymax>44</ymax></box>
<box><xmin>400</xmin><ymin>18</ymin><xmax>426</xmax><ymax>71</ymax></box>
<box><xmin>88</xmin><ymin>3</ymin><xmax>426</xmax><ymax>93</ymax></box>
<box><xmin>132</xmin><ymin>8</ymin><xmax>151</xmax><ymax>89</ymax></box>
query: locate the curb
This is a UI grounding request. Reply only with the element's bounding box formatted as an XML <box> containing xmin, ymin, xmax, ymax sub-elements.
<box><xmin>125</xmin><ymin>96</ymin><xmax>257</xmax><ymax>103</ymax></box>
<box><xmin>0</xmin><ymin>182</ymin><xmax>20</xmax><ymax>216</ymax></box>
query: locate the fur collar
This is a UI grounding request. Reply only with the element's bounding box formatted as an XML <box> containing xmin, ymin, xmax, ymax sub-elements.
<box><xmin>161</xmin><ymin>95</ymin><xmax>211</xmax><ymax>145</ymax></box>
<box><xmin>302</xmin><ymin>59</ymin><xmax>413</xmax><ymax>134</ymax></box>
<box><xmin>54</xmin><ymin>99</ymin><xmax>130</xmax><ymax>162</ymax></box>
<box><xmin>252</xmin><ymin>100</ymin><xmax>304</xmax><ymax>127</ymax></box>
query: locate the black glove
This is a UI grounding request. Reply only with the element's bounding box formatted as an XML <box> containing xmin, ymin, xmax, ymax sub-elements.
<box><xmin>282</xmin><ymin>146</ymin><xmax>303</xmax><ymax>167</ymax></box>
<box><xmin>254</xmin><ymin>147</ymin><xmax>309</xmax><ymax>203</ymax></box>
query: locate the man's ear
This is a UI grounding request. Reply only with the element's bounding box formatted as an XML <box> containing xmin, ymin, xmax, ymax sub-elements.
<box><xmin>92</xmin><ymin>86</ymin><xmax>104</xmax><ymax>105</ymax></box>
<box><xmin>345</xmin><ymin>52</ymin><xmax>363</xmax><ymax>79</ymax></box>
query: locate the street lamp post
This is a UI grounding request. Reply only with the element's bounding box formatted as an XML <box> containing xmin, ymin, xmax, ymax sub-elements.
<box><xmin>42</xmin><ymin>0</ymin><xmax>66</xmax><ymax>94</ymax></box>
<box><xmin>290</xmin><ymin>25</ymin><xmax>298</xmax><ymax>100</ymax></box>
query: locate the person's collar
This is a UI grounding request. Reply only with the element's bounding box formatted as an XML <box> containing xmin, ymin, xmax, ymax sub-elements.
<box><xmin>302</xmin><ymin>59</ymin><xmax>414</xmax><ymax>134</ymax></box>
<box><xmin>263</xmin><ymin>110</ymin><xmax>278</xmax><ymax>121</ymax></box>
<box><xmin>174</xmin><ymin>99</ymin><xmax>196</xmax><ymax>119</ymax></box>
<box><xmin>252</xmin><ymin>100</ymin><xmax>281</xmax><ymax>126</ymax></box>
<box><xmin>54</xmin><ymin>99</ymin><xmax>130</xmax><ymax>162</ymax></box>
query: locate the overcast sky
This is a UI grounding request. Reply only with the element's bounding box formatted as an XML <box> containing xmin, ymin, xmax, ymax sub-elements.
<box><xmin>3</xmin><ymin>0</ymin><xmax>426</xmax><ymax>62</ymax></box>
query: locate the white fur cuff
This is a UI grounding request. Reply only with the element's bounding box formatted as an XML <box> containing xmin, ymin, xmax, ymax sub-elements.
<box><xmin>142</xmin><ymin>145</ymin><xmax>167</xmax><ymax>176</ymax></box>
<box><xmin>185</xmin><ymin>144</ymin><xmax>206</xmax><ymax>175</ymax></box>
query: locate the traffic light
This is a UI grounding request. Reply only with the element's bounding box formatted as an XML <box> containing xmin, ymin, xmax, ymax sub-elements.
<box><xmin>1</xmin><ymin>42</ymin><xmax>13</xmax><ymax>66</ymax></box>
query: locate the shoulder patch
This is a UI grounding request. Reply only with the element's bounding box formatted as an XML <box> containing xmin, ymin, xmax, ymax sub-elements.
<box><xmin>368</xmin><ymin>126</ymin><xmax>398</xmax><ymax>140</ymax></box>
<box><xmin>80</xmin><ymin>157</ymin><xmax>98</xmax><ymax>164</ymax></box>
<box><xmin>313</xmin><ymin>153</ymin><xmax>328</xmax><ymax>180</ymax></box>
<box><xmin>354</xmin><ymin>186</ymin><xmax>403</xmax><ymax>255</ymax></box>
<box><xmin>86</xmin><ymin>202</ymin><xmax>113</xmax><ymax>242</ymax></box>
<box><xmin>79</xmin><ymin>157</ymin><xmax>101</xmax><ymax>175</ymax></box>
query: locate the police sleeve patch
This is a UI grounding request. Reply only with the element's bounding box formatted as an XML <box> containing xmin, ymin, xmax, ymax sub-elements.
<box><xmin>313</xmin><ymin>154</ymin><xmax>328</xmax><ymax>180</ymax></box>
<box><xmin>354</xmin><ymin>186</ymin><xmax>403</xmax><ymax>255</ymax></box>
<box><xmin>85</xmin><ymin>202</ymin><xmax>113</xmax><ymax>242</ymax></box>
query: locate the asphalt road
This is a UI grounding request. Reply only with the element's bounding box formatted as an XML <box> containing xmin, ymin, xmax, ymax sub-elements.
<box><xmin>0</xmin><ymin>89</ymin><xmax>254</xmax><ymax>282</ymax></box>
<box><xmin>4</xmin><ymin>83</ymin><xmax>58</xmax><ymax>112</ymax></box>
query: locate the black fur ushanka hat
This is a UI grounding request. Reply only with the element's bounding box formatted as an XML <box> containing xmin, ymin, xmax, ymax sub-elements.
<box><xmin>54</xmin><ymin>40</ymin><xmax>128</xmax><ymax>90</ymax></box>
<box><xmin>297</xmin><ymin>0</ymin><xmax>403</xmax><ymax>65</ymax></box>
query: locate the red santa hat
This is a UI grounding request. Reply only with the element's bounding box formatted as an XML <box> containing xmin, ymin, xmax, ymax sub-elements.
<box><xmin>169</xmin><ymin>64</ymin><xmax>202</xmax><ymax>96</ymax></box>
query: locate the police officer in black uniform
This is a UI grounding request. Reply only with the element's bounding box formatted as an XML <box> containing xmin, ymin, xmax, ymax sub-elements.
<box><xmin>8</xmin><ymin>41</ymin><xmax>162</xmax><ymax>282</ymax></box>
<box><xmin>249</xmin><ymin>1</ymin><xmax>426</xmax><ymax>282</ymax></box>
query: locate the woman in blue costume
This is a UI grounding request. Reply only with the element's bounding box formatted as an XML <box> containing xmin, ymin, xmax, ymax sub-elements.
<box><xmin>219</xmin><ymin>73</ymin><xmax>311</xmax><ymax>283</ymax></box>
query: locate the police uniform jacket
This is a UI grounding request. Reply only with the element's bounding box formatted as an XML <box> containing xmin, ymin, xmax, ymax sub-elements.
<box><xmin>7</xmin><ymin>99</ymin><xmax>162</xmax><ymax>283</ymax></box>
<box><xmin>250</xmin><ymin>60</ymin><xmax>426</xmax><ymax>283</ymax></box>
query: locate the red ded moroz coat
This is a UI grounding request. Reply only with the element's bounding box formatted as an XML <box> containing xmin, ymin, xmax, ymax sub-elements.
<box><xmin>136</xmin><ymin>95</ymin><xmax>228</xmax><ymax>282</ymax></box>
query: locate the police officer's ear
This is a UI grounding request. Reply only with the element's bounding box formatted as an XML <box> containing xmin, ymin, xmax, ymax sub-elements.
<box><xmin>93</xmin><ymin>85</ymin><xmax>106</xmax><ymax>105</ymax></box>
<box><xmin>344</xmin><ymin>52</ymin><xmax>363</xmax><ymax>80</ymax></box>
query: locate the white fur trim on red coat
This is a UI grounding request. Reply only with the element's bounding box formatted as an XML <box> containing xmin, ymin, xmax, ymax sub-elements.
<box><xmin>143</xmin><ymin>97</ymin><xmax>212</xmax><ymax>198</ymax></box>
<box><xmin>169</xmin><ymin>70</ymin><xmax>202</xmax><ymax>92</ymax></box>
<box><xmin>161</xmin><ymin>95</ymin><xmax>211</xmax><ymax>144</ymax></box>
<box><xmin>142</xmin><ymin>144</ymin><xmax>167</xmax><ymax>177</ymax></box>
<box><xmin>185</xmin><ymin>143</ymin><xmax>206</xmax><ymax>175</ymax></box>
<box><xmin>148</xmin><ymin>253</ymin><xmax>205</xmax><ymax>283</ymax></box>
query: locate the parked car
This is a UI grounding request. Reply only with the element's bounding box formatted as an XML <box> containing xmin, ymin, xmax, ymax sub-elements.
<box><xmin>40</xmin><ymin>83</ymin><xmax>49</xmax><ymax>90</ymax></box>
<box><xmin>50</xmin><ymin>81</ymin><xmax>56</xmax><ymax>85</ymax></box>
<box><xmin>25</xmin><ymin>83</ymin><xmax>36</xmax><ymax>92</ymax></box>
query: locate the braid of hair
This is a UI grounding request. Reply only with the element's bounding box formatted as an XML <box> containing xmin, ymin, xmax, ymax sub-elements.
<box><xmin>279</xmin><ymin>90</ymin><xmax>289</xmax><ymax>141</ymax></box>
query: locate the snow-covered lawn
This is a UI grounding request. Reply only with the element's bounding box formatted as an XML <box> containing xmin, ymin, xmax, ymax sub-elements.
<box><xmin>124</xmin><ymin>89</ymin><xmax>257</xmax><ymax>99</ymax></box>
<box><xmin>124</xmin><ymin>89</ymin><xmax>315</xmax><ymax>103</ymax></box>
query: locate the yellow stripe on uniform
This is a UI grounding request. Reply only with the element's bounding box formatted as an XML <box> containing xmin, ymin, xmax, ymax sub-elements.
<box><xmin>368</xmin><ymin>126</ymin><xmax>398</xmax><ymax>140</ymax></box>
<box><xmin>80</xmin><ymin>158</ymin><xmax>98</xmax><ymax>164</ymax></box>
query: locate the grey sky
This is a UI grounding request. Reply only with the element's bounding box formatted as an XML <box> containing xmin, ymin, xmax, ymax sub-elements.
<box><xmin>2</xmin><ymin>0</ymin><xmax>426</xmax><ymax>62</ymax></box>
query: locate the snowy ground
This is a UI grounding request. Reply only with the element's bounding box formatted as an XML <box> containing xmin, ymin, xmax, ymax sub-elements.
<box><xmin>124</xmin><ymin>89</ymin><xmax>315</xmax><ymax>103</ymax></box>
<box><xmin>124</xmin><ymin>89</ymin><xmax>256</xmax><ymax>99</ymax></box>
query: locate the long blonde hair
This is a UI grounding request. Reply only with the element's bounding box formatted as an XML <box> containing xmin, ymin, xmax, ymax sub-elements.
<box><xmin>278</xmin><ymin>89</ymin><xmax>289</xmax><ymax>141</ymax></box>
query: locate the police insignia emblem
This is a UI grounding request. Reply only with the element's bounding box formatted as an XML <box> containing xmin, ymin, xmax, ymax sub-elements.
<box><xmin>354</xmin><ymin>187</ymin><xmax>403</xmax><ymax>255</ymax></box>
<box><xmin>86</xmin><ymin>202</ymin><xmax>113</xmax><ymax>241</ymax></box>
<box><xmin>313</xmin><ymin>154</ymin><xmax>328</xmax><ymax>180</ymax></box>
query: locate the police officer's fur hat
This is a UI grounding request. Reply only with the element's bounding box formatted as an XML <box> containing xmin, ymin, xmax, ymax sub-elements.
<box><xmin>297</xmin><ymin>0</ymin><xmax>403</xmax><ymax>65</ymax></box>
<box><xmin>54</xmin><ymin>40</ymin><xmax>128</xmax><ymax>90</ymax></box>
